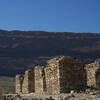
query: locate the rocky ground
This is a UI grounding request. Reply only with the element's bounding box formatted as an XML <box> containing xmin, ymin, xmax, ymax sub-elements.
<box><xmin>1</xmin><ymin>89</ymin><xmax>100</xmax><ymax>100</ymax></box>
<box><xmin>1</xmin><ymin>93</ymin><xmax>100</xmax><ymax>100</ymax></box>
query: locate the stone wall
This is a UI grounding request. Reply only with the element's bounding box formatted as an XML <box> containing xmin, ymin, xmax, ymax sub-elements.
<box><xmin>59</xmin><ymin>56</ymin><xmax>86</xmax><ymax>92</ymax></box>
<box><xmin>22</xmin><ymin>70</ymin><xmax>34</xmax><ymax>93</ymax></box>
<box><xmin>15</xmin><ymin>56</ymin><xmax>100</xmax><ymax>94</ymax></box>
<box><xmin>15</xmin><ymin>56</ymin><xmax>87</xmax><ymax>94</ymax></box>
<box><xmin>86</xmin><ymin>59</ymin><xmax>100</xmax><ymax>89</ymax></box>
<box><xmin>34</xmin><ymin>66</ymin><xmax>45</xmax><ymax>93</ymax></box>
<box><xmin>45</xmin><ymin>56</ymin><xmax>86</xmax><ymax>94</ymax></box>
<box><xmin>45</xmin><ymin>58</ymin><xmax>60</xmax><ymax>94</ymax></box>
<box><xmin>16</xmin><ymin>74</ymin><xmax>24</xmax><ymax>93</ymax></box>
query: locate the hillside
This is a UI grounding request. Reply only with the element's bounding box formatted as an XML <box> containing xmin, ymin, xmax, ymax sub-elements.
<box><xmin>0</xmin><ymin>76</ymin><xmax>15</xmax><ymax>94</ymax></box>
<box><xmin>0</xmin><ymin>30</ymin><xmax>100</xmax><ymax>76</ymax></box>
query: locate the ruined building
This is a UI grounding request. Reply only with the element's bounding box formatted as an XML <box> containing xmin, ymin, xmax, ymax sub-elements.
<box><xmin>45</xmin><ymin>56</ymin><xmax>86</xmax><ymax>94</ymax></box>
<box><xmin>34</xmin><ymin>66</ymin><xmax>45</xmax><ymax>93</ymax></box>
<box><xmin>16</xmin><ymin>70</ymin><xmax>34</xmax><ymax>94</ymax></box>
<box><xmin>16</xmin><ymin>56</ymin><xmax>87</xmax><ymax>94</ymax></box>
<box><xmin>85</xmin><ymin>59</ymin><xmax>100</xmax><ymax>89</ymax></box>
<box><xmin>16</xmin><ymin>56</ymin><xmax>100</xmax><ymax>94</ymax></box>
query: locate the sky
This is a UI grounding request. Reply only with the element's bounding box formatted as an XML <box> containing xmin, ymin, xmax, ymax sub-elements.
<box><xmin>0</xmin><ymin>0</ymin><xmax>100</xmax><ymax>33</ymax></box>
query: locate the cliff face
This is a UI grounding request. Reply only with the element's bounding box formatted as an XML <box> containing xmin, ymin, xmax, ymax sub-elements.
<box><xmin>0</xmin><ymin>30</ymin><xmax>100</xmax><ymax>76</ymax></box>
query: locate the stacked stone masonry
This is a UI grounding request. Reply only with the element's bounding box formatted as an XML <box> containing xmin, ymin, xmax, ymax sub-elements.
<box><xmin>22</xmin><ymin>70</ymin><xmax>34</xmax><ymax>93</ymax></box>
<box><xmin>85</xmin><ymin>59</ymin><xmax>100</xmax><ymax>89</ymax></box>
<box><xmin>34</xmin><ymin>66</ymin><xmax>45</xmax><ymax>93</ymax></box>
<box><xmin>16</xmin><ymin>75</ymin><xmax>24</xmax><ymax>93</ymax></box>
<box><xmin>15</xmin><ymin>56</ymin><xmax>100</xmax><ymax>94</ymax></box>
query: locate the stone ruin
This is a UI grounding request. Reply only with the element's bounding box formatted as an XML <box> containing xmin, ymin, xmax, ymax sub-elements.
<box><xmin>16</xmin><ymin>70</ymin><xmax>34</xmax><ymax>94</ymax></box>
<box><xmin>16</xmin><ymin>56</ymin><xmax>87</xmax><ymax>94</ymax></box>
<box><xmin>15</xmin><ymin>56</ymin><xmax>100</xmax><ymax>94</ymax></box>
<box><xmin>34</xmin><ymin>66</ymin><xmax>45</xmax><ymax>93</ymax></box>
<box><xmin>45</xmin><ymin>56</ymin><xmax>86</xmax><ymax>94</ymax></box>
<box><xmin>85</xmin><ymin>59</ymin><xmax>100</xmax><ymax>89</ymax></box>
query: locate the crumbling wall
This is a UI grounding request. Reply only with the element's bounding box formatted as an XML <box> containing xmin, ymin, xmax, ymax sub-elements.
<box><xmin>16</xmin><ymin>74</ymin><xmax>24</xmax><ymax>93</ymax></box>
<box><xmin>45</xmin><ymin>56</ymin><xmax>86</xmax><ymax>94</ymax></box>
<box><xmin>59</xmin><ymin>56</ymin><xmax>86</xmax><ymax>92</ymax></box>
<box><xmin>15</xmin><ymin>56</ymin><xmax>92</xmax><ymax>95</ymax></box>
<box><xmin>34</xmin><ymin>66</ymin><xmax>45</xmax><ymax>93</ymax></box>
<box><xmin>45</xmin><ymin>59</ymin><xmax>60</xmax><ymax>94</ymax></box>
<box><xmin>86</xmin><ymin>60</ymin><xmax>100</xmax><ymax>89</ymax></box>
<box><xmin>22</xmin><ymin>70</ymin><xmax>34</xmax><ymax>93</ymax></box>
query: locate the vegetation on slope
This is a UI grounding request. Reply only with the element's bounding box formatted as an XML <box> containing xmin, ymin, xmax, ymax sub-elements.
<box><xmin>0</xmin><ymin>30</ymin><xmax>100</xmax><ymax>76</ymax></box>
<box><xmin>0</xmin><ymin>76</ymin><xmax>15</xmax><ymax>94</ymax></box>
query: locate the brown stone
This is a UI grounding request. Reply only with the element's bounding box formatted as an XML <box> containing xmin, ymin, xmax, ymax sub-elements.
<box><xmin>34</xmin><ymin>66</ymin><xmax>45</xmax><ymax>93</ymax></box>
<box><xmin>15</xmin><ymin>74</ymin><xmax>24</xmax><ymax>93</ymax></box>
<box><xmin>15</xmin><ymin>56</ymin><xmax>87</xmax><ymax>94</ymax></box>
<box><xmin>22</xmin><ymin>69</ymin><xmax>34</xmax><ymax>93</ymax></box>
<box><xmin>45</xmin><ymin>56</ymin><xmax>86</xmax><ymax>94</ymax></box>
<box><xmin>85</xmin><ymin>59</ymin><xmax>100</xmax><ymax>89</ymax></box>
